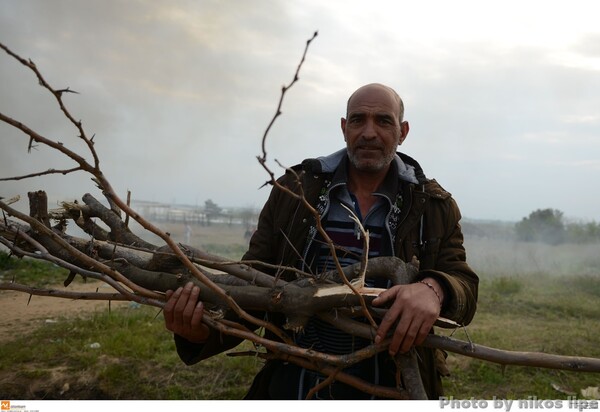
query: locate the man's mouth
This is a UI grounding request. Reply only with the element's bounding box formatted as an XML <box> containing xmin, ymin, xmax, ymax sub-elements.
<box><xmin>356</xmin><ymin>145</ymin><xmax>383</xmax><ymax>152</ymax></box>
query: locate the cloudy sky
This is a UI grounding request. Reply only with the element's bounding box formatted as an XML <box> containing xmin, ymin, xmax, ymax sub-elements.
<box><xmin>1</xmin><ymin>0</ymin><xmax>599</xmax><ymax>222</ymax></box>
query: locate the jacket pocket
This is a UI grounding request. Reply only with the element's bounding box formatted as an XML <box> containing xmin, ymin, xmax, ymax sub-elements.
<box><xmin>419</xmin><ymin>238</ymin><xmax>440</xmax><ymax>270</ymax></box>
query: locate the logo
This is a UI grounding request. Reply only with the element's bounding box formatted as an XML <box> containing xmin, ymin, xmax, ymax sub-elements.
<box><xmin>0</xmin><ymin>400</ymin><xmax>9</xmax><ymax>411</ymax></box>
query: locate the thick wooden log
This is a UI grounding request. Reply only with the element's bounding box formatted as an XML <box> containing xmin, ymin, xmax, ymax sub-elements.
<box><xmin>27</xmin><ymin>190</ymin><xmax>51</xmax><ymax>228</ymax></box>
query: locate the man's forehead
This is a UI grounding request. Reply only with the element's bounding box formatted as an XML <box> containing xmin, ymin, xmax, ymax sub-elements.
<box><xmin>347</xmin><ymin>108</ymin><xmax>396</xmax><ymax>117</ymax></box>
<box><xmin>347</xmin><ymin>85</ymin><xmax>401</xmax><ymax>115</ymax></box>
<box><xmin>347</xmin><ymin>100</ymin><xmax>400</xmax><ymax>116</ymax></box>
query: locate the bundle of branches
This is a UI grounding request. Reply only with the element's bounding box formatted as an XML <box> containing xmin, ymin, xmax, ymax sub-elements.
<box><xmin>1</xmin><ymin>37</ymin><xmax>599</xmax><ymax>400</ymax></box>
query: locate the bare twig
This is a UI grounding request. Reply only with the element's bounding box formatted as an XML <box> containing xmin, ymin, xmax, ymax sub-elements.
<box><xmin>0</xmin><ymin>40</ymin><xmax>291</xmax><ymax>345</ymax></box>
<box><xmin>259</xmin><ymin>31</ymin><xmax>318</xmax><ymax>164</ymax></box>
<box><xmin>0</xmin><ymin>167</ymin><xmax>83</xmax><ymax>181</ymax></box>
<box><xmin>1</xmin><ymin>35</ymin><xmax>599</xmax><ymax>401</ymax></box>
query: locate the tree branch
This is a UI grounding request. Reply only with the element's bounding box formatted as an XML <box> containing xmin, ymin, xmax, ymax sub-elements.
<box><xmin>1</xmin><ymin>35</ymin><xmax>599</xmax><ymax>402</ymax></box>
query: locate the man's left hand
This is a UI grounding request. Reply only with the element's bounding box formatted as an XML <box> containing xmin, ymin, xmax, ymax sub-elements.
<box><xmin>371</xmin><ymin>278</ymin><xmax>444</xmax><ymax>355</ymax></box>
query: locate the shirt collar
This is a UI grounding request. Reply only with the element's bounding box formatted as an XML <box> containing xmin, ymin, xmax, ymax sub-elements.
<box><xmin>329</xmin><ymin>154</ymin><xmax>401</xmax><ymax>204</ymax></box>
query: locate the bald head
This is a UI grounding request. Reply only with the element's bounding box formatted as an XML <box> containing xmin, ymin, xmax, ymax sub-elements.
<box><xmin>341</xmin><ymin>83</ymin><xmax>410</xmax><ymax>174</ymax></box>
<box><xmin>346</xmin><ymin>83</ymin><xmax>405</xmax><ymax>122</ymax></box>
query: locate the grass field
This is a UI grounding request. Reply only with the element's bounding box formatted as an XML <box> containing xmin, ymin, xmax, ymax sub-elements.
<box><xmin>442</xmin><ymin>272</ymin><xmax>600</xmax><ymax>399</ymax></box>
<box><xmin>0</xmin><ymin>223</ymin><xmax>599</xmax><ymax>400</ymax></box>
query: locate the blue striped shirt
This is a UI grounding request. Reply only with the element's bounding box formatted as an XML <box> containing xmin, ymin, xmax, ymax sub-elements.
<box><xmin>295</xmin><ymin>187</ymin><xmax>391</xmax><ymax>354</ymax></box>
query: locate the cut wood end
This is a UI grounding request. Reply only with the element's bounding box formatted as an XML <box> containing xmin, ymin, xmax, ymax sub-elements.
<box><xmin>313</xmin><ymin>284</ymin><xmax>386</xmax><ymax>298</ymax></box>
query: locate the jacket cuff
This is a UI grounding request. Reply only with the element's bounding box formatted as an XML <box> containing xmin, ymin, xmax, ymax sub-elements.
<box><xmin>416</xmin><ymin>269</ymin><xmax>475</xmax><ymax>326</ymax></box>
<box><xmin>174</xmin><ymin>333</ymin><xmax>206</xmax><ymax>365</ymax></box>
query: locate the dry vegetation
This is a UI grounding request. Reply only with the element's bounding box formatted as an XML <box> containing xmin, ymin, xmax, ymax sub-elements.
<box><xmin>1</xmin><ymin>220</ymin><xmax>599</xmax><ymax>399</ymax></box>
<box><xmin>1</xmin><ymin>37</ymin><xmax>598</xmax><ymax>400</ymax></box>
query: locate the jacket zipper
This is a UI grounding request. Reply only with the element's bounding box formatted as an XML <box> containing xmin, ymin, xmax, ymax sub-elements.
<box><xmin>300</xmin><ymin>181</ymin><xmax>343</xmax><ymax>272</ymax></box>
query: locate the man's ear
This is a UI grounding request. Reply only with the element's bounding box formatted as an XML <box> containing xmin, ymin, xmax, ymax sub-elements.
<box><xmin>341</xmin><ymin>117</ymin><xmax>347</xmax><ymax>141</ymax></box>
<box><xmin>399</xmin><ymin>121</ymin><xmax>410</xmax><ymax>145</ymax></box>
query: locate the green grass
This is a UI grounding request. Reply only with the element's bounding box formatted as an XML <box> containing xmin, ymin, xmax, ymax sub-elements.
<box><xmin>0</xmin><ymin>305</ymin><xmax>261</xmax><ymax>399</ymax></box>
<box><xmin>201</xmin><ymin>243</ymin><xmax>248</xmax><ymax>260</ymax></box>
<box><xmin>0</xmin><ymin>250</ymin><xmax>68</xmax><ymax>286</ymax></box>
<box><xmin>441</xmin><ymin>272</ymin><xmax>600</xmax><ymax>399</ymax></box>
<box><xmin>1</xmin><ymin>240</ymin><xmax>599</xmax><ymax>400</ymax></box>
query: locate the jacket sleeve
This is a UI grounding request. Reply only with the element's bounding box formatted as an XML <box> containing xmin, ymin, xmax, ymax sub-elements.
<box><xmin>173</xmin><ymin>310</ymin><xmax>260</xmax><ymax>364</ymax></box>
<box><xmin>242</xmin><ymin>180</ymin><xmax>283</xmax><ymax>265</ymax></box>
<box><xmin>173</xmin><ymin>331</ymin><xmax>242</xmax><ymax>365</ymax></box>
<box><xmin>417</xmin><ymin>195</ymin><xmax>479</xmax><ymax>327</ymax></box>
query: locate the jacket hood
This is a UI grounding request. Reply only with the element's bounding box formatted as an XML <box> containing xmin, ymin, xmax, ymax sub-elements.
<box><xmin>302</xmin><ymin>148</ymin><xmax>427</xmax><ymax>184</ymax></box>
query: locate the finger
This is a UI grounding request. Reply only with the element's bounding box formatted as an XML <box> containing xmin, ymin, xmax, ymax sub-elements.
<box><xmin>413</xmin><ymin>314</ymin><xmax>437</xmax><ymax>347</ymax></box>
<box><xmin>163</xmin><ymin>287</ymin><xmax>182</xmax><ymax>329</ymax></box>
<box><xmin>396</xmin><ymin>317</ymin><xmax>420</xmax><ymax>354</ymax></box>
<box><xmin>190</xmin><ymin>301</ymin><xmax>211</xmax><ymax>343</ymax></box>
<box><xmin>190</xmin><ymin>301</ymin><xmax>204</xmax><ymax>328</ymax></box>
<box><xmin>387</xmin><ymin>310</ymin><xmax>414</xmax><ymax>355</ymax></box>
<box><xmin>173</xmin><ymin>282</ymin><xmax>194</xmax><ymax>330</ymax></box>
<box><xmin>375</xmin><ymin>299</ymin><xmax>402</xmax><ymax>344</ymax></box>
<box><xmin>396</xmin><ymin>308</ymin><xmax>438</xmax><ymax>353</ymax></box>
<box><xmin>181</xmin><ymin>285</ymin><xmax>201</xmax><ymax>333</ymax></box>
<box><xmin>372</xmin><ymin>285</ymin><xmax>399</xmax><ymax>307</ymax></box>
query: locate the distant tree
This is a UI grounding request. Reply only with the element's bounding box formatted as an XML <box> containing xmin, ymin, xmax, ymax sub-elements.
<box><xmin>515</xmin><ymin>208</ymin><xmax>565</xmax><ymax>245</ymax></box>
<box><xmin>204</xmin><ymin>199</ymin><xmax>222</xmax><ymax>226</ymax></box>
<box><xmin>566</xmin><ymin>220</ymin><xmax>600</xmax><ymax>244</ymax></box>
<box><xmin>239</xmin><ymin>207</ymin><xmax>258</xmax><ymax>228</ymax></box>
<box><xmin>585</xmin><ymin>221</ymin><xmax>600</xmax><ymax>242</ymax></box>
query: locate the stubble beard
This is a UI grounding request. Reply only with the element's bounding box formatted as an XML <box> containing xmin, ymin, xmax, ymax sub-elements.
<box><xmin>347</xmin><ymin>145</ymin><xmax>397</xmax><ymax>173</ymax></box>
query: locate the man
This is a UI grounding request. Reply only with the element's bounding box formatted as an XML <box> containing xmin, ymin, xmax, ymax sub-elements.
<box><xmin>164</xmin><ymin>83</ymin><xmax>478</xmax><ymax>399</ymax></box>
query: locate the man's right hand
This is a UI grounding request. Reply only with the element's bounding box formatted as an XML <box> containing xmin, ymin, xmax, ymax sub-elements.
<box><xmin>163</xmin><ymin>281</ymin><xmax>210</xmax><ymax>343</ymax></box>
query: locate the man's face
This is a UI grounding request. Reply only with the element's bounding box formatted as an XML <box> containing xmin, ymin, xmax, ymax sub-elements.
<box><xmin>341</xmin><ymin>85</ymin><xmax>408</xmax><ymax>173</ymax></box>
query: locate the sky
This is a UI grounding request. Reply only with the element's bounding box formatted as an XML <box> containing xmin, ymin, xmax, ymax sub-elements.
<box><xmin>1</xmin><ymin>0</ymin><xmax>599</xmax><ymax>222</ymax></box>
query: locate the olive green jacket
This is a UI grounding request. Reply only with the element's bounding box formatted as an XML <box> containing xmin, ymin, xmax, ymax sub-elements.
<box><xmin>174</xmin><ymin>150</ymin><xmax>479</xmax><ymax>399</ymax></box>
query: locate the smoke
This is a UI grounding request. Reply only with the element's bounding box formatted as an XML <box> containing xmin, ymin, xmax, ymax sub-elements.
<box><xmin>465</xmin><ymin>235</ymin><xmax>600</xmax><ymax>279</ymax></box>
<box><xmin>1</xmin><ymin>1</ymin><xmax>600</xmax><ymax>220</ymax></box>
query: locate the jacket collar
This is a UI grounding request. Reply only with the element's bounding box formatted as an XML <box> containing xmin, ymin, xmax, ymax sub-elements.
<box><xmin>326</xmin><ymin>154</ymin><xmax>399</xmax><ymax>203</ymax></box>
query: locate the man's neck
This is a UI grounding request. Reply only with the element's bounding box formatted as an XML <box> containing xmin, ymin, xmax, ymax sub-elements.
<box><xmin>347</xmin><ymin>165</ymin><xmax>390</xmax><ymax>194</ymax></box>
<box><xmin>347</xmin><ymin>165</ymin><xmax>391</xmax><ymax>216</ymax></box>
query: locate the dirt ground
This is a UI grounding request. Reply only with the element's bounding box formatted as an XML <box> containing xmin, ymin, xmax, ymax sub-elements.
<box><xmin>0</xmin><ymin>281</ymin><xmax>134</xmax><ymax>399</ymax></box>
<box><xmin>0</xmin><ymin>221</ymin><xmax>251</xmax><ymax>398</ymax></box>
<box><xmin>0</xmin><ymin>281</ymin><xmax>130</xmax><ymax>344</ymax></box>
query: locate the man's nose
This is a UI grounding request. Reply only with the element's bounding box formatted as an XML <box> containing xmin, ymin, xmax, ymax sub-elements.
<box><xmin>362</xmin><ymin>118</ymin><xmax>377</xmax><ymax>139</ymax></box>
